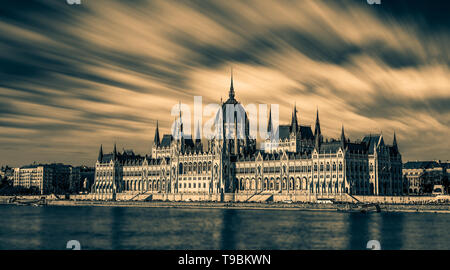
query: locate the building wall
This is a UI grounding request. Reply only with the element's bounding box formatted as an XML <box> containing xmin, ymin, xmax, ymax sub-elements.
<box><xmin>13</xmin><ymin>166</ymin><xmax>53</xmax><ymax>194</ymax></box>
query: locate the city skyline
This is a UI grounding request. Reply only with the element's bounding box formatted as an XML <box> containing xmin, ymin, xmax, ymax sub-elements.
<box><xmin>0</xmin><ymin>0</ymin><xmax>449</xmax><ymax>167</ymax></box>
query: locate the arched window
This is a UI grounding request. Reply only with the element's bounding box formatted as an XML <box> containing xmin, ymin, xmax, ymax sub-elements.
<box><xmin>179</xmin><ymin>163</ymin><xmax>183</xmax><ymax>174</ymax></box>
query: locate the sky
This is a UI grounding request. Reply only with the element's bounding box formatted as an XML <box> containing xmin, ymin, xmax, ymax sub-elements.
<box><xmin>0</xmin><ymin>0</ymin><xmax>449</xmax><ymax>167</ymax></box>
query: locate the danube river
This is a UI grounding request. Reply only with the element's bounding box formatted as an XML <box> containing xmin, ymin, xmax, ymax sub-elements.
<box><xmin>0</xmin><ymin>205</ymin><xmax>449</xmax><ymax>250</ymax></box>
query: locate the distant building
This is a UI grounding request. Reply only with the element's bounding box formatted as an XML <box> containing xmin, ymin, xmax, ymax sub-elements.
<box><xmin>1</xmin><ymin>166</ymin><xmax>15</xmax><ymax>189</ymax></box>
<box><xmin>13</xmin><ymin>165</ymin><xmax>54</xmax><ymax>194</ymax></box>
<box><xmin>403</xmin><ymin>160</ymin><xmax>449</xmax><ymax>194</ymax></box>
<box><xmin>1</xmin><ymin>166</ymin><xmax>14</xmax><ymax>182</ymax></box>
<box><xmin>92</xmin><ymin>74</ymin><xmax>403</xmax><ymax>200</ymax></box>
<box><xmin>13</xmin><ymin>163</ymin><xmax>81</xmax><ymax>195</ymax></box>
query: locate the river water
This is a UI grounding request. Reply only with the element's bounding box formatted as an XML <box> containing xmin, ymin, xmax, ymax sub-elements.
<box><xmin>0</xmin><ymin>205</ymin><xmax>448</xmax><ymax>250</ymax></box>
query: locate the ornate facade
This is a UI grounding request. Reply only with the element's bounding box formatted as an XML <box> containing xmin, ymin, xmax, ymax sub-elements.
<box><xmin>92</xmin><ymin>75</ymin><xmax>403</xmax><ymax>200</ymax></box>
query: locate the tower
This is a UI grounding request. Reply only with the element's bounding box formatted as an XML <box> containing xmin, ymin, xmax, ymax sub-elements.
<box><xmin>97</xmin><ymin>144</ymin><xmax>103</xmax><ymax>162</ymax></box>
<box><xmin>392</xmin><ymin>131</ymin><xmax>398</xmax><ymax>152</ymax></box>
<box><xmin>290</xmin><ymin>103</ymin><xmax>298</xmax><ymax>133</ymax></box>
<box><xmin>229</xmin><ymin>67</ymin><xmax>235</xmax><ymax>100</ymax></box>
<box><xmin>154</xmin><ymin>120</ymin><xmax>160</xmax><ymax>147</ymax></box>
<box><xmin>341</xmin><ymin>125</ymin><xmax>346</xmax><ymax>149</ymax></box>
<box><xmin>314</xmin><ymin>108</ymin><xmax>322</xmax><ymax>149</ymax></box>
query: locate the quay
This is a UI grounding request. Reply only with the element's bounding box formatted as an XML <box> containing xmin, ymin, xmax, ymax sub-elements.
<box><xmin>1</xmin><ymin>194</ymin><xmax>449</xmax><ymax>214</ymax></box>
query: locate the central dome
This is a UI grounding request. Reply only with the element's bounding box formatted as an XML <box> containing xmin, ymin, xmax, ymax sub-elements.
<box><xmin>215</xmin><ymin>73</ymin><xmax>250</xmax><ymax>140</ymax></box>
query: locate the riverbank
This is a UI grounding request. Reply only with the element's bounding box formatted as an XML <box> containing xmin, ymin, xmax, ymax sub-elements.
<box><xmin>22</xmin><ymin>199</ymin><xmax>450</xmax><ymax>213</ymax></box>
<box><xmin>2</xmin><ymin>194</ymin><xmax>450</xmax><ymax>213</ymax></box>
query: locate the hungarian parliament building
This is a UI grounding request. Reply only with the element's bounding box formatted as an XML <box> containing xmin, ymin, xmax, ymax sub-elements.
<box><xmin>92</xmin><ymin>75</ymin><xmax>403</xmax><ymax>201</ymax></box>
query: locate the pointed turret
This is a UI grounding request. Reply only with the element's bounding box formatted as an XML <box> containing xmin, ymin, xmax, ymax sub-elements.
<box><xmin>229</xmin><ymin>67</ymin><xmax>235</xmax><ymax>100</ymax></box>
<box><xmin>97</xmin><ymin>144</ymin><xmax>103</xmax><ymax>162</ymax></box>
<box><xmin>340</xmin><ymin>125</ymin><xmax>346</xmax><ymax>148</ymax></box>
<box><xmin>153</xmin><ymin>121</ymin><xmax>160</xmax><ymax>147</ymax></box>
<box><xmin>314</xmin><ymin>108</ymin><xmax>322</xmax><ymax>150</ymax></box>
<box><xmin>113</xmin><ymin>143</ymin><xmax>117</xmax><ymax>159</ymax></box>
<box><xmin>314</xmin><ymin>108</ymin><xmax>321</xmax><ymax>137</ymax></box>
<box><xmin>392</xmin><ymin>131</ymin><xmax>398</xmax><ymax>152</ymax></box>
<box><xmin>290</xmin><ymin>103</ymin><xmax>298</xmax><ymax>133</ymax></box>
<box><xmin>267</xmin><ymin>106</ymin><xmax>272</xmax><ymax>134</ymax></box>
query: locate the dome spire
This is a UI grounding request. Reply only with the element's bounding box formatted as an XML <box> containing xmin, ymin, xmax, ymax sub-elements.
<box><xmin>229</xmin><ymin>66</ymin><xmax>235</xmax><ymax>100</ymax></box>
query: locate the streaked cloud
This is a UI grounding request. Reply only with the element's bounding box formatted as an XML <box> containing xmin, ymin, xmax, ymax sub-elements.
<box><xmin>0</xmin><ymin>0</ymin><xmax>448</xmax><ymax>166</ymax></box>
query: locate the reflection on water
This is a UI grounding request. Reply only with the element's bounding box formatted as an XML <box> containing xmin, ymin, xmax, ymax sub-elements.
<box><xmin>0</xmin><ymin>205</ymin><xmax>448</xmax><ymax>250</ymax></box>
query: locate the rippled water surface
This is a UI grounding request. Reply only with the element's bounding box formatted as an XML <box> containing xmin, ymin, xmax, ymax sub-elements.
<box><xmin>0</xmin><ymin>205</ymin><xmax>449</xmax><ymax>250</ymax></box>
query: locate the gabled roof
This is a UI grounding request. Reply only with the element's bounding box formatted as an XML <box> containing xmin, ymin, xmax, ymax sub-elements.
<box><xmin>403</xmin><ymin>161</ymin><xmax>443</xmax><ymax>169</ymax></box>
<box><xmin>277</xmin><ymin>125</ymin><xmax>291</xmax><ymax>140</ymax></box>
<box><xmin>319</xmin><ymin>141</ymin><xmax>342</xmax><ymax>153</ymax></box>
<box><xmin>183</xmin><ymin>135</ymin><xmax>195</xmax><ymax>148</ymax></box>
<box><xmin>100</xmin><ymin>153</ymin><xmax>114</xmax><ymax>163</ymax></box>
<box><xmin>299</xmin><ymin>125</ymin><xmax>314</xmax><ymax>140</ymax></box>
<box><xmin>346</xmin><ymin>142</ymin><xmax>367</xmax><ymax>153</ymax></box>
<box><xmin>362</xmin><ymin>134</ymin><xmax>384</xmax><ymax>154</ymax></box>
<box><xmin>160</xmin><ymin>134</ymin><xmax>173</xmax><ymax>147</ymax></box>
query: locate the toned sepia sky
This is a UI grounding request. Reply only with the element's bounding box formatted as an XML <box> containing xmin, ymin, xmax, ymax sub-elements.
<box><xmin>0</xmin><ymin>0</ymin><xmax>449</xmax><ymax>167</ymax></box>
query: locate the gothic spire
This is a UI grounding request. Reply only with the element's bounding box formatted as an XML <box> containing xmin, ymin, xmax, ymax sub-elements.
<box><xmin>229</xmin><ymin>67</ymin><xmax>235</xmax><ymax>100</ymax></box>
<box><xmin>314</xmin><ymin>107</ymin><xmax>321</xmax><ymax>137</ymax></box>
<box><xmin>195</xmin><ymin>121</ymin><xmax>201</xmax><ymax>142</ymax></box>
<box><xmin>341</xmin><ymin>125</ymin><xmax>346</xmax><ymax>148</ymax></box>
<box><xmin>290</xmin><ymin>103</ymin><xmax>298</xmax><ymax>133</ymax></box>
<box><xmin>97</xmin><ymin>144</ymin><xmax>103</xmax><ymax>162</ymax></box>
<box><xmin>113</xmin><ymin>143</ymin><xmax>117</xmax><ymax>159</ymax></box>
<box><xmin>154</xmin><ymin>120</ymin><xmax>160</xmax><ymax>147</ymax></box>
<box><xmin>393</xmin><ymin>131</ymin><xmax>398</xmax><ymax>152</ymax></box>
<box><xmin>268</xmin><ymin>106</ymin><xmax>272</xmax><ymax>134</ymax></box>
